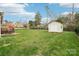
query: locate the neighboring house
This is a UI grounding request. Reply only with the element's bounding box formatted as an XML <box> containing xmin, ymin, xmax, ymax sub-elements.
<box><xmin>15</xmin><ymin>22</ymin><xmax>24</xmax><ymax>28</ymax></box>
<box><xmin>48</xmin><ymin>21</ymin><xmax>63</xmax><ymax>32</ymax></box>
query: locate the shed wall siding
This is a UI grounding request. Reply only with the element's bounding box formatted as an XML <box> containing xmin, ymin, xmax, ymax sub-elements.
<box><xmin>48</xmin><ymin>22</ymin><xmax>63</xmax><ymax>32</ymax></box>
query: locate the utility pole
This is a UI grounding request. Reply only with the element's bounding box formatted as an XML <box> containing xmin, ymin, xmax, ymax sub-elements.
<box><xmin>45</xmin><ymin>5</ymin><xmax>49</xmax><ymax>23</ymax></box>
<box><xmin>45</xmin><ymin>5</ymin><xmax>54</xmax><ymax>23</ymax></box>
<box><xmin>69</xmin><ymin>3</ymin><xmax>75</xmax><ymax>30</ymax></box>
<box><xmin>71</xmin><ymin>3</ymin><xmax>75</xmax><ymax>21</ymax></box>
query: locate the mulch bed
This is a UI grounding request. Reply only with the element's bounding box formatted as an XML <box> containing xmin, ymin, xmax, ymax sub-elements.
<box><xmin>1</xmin><ymin>33</ymin><xmax>19</xmax><ymax>37</ymax></box>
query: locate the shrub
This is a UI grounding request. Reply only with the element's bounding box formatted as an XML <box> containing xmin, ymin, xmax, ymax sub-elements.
<box><xmin>75</xmin><ymin>26</ymin><xmax>79</xmax><ymax>35</ymax></box>
<box><xmin>1</xmin><ymin>23</ymin><xmax>15</xmax><ymax>34</ymax></box>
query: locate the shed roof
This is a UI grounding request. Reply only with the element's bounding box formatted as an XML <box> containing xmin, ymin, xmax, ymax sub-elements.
<box><xmin>46</xmin><ymin>19</ymin><xmax>63</xmax><ymax>26</ymax></box>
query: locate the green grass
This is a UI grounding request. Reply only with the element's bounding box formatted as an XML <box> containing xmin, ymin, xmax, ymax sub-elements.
<box><xmin>0</xmin><ymin>29</ymin><xmax>79</xmax><ymax>56</ymax></box>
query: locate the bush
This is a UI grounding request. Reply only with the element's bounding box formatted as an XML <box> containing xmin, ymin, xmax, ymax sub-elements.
<box><xmin>1</xmin><ymin>24</ymin><xmax>15</xmax><ymax>34</ymax></box>
<box><xmin>75</xmin><ymin>26</ymin><xmax>79</xmax><ymax>35</ymax></box>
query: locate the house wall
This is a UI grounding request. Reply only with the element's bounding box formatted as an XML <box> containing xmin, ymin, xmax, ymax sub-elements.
<box><xmin>48</xmin><ymin>22</ymin><xmax>63</xmax><ymax>32</ymax></box>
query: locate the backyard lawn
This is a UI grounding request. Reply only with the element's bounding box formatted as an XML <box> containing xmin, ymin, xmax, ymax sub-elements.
<box><xmin>0</xmin><ymin>29</ymin><xmax>79</xmax><ymax>56</ymax></box>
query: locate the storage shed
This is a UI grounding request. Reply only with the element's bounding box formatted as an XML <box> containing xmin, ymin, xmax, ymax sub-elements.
<box><xmin>48</xmin><ymin>21</ymin><xmax>63</xmax><ymax>32</ymax></box>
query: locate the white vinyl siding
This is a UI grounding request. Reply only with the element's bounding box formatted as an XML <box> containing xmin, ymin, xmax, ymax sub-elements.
<box><xmin>48</xmin><ymin>22</ymin><xmax>63</xmax><ymax>32</ymax></box>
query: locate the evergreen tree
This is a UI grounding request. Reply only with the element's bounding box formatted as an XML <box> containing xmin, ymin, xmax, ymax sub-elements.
<box><xmin>35</xmin><ymin>12</ymin><xmax>41</xmax><ymax>27</ymax></box>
